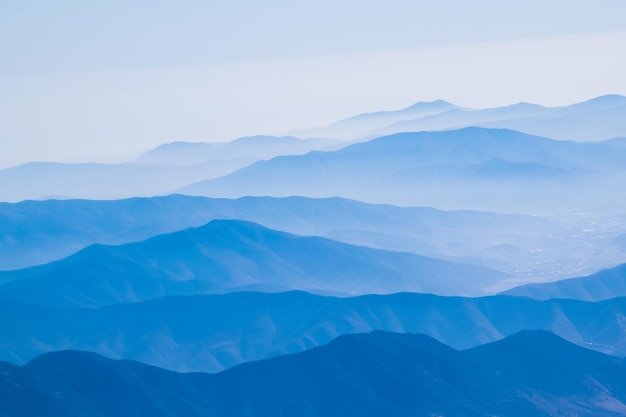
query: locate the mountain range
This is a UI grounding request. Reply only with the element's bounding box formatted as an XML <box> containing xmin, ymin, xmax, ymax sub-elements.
<box><xmin>0</xmin><ymin>195</ymin><xmax>554</xmax><ymax>275</ymax></box>
<box><xmin>0</xmin><ymin>159</ymin><xmax>253</xmax><ymax>202</ymax></box>
<box><xmin>4</xmin><ymin>290</ymin><xmax>626</xmax><ymax>373</ymax></box>
<box><xmin>289</xmin><ymin>99</ymin><xmax>460</xmax><ymax>139</ymax></box>
<box><xmin>0</xmin><ymin>136</ymin><xmax>337</xmax><ymax>202</ymax></box>
<box><xmin>5</xmin><ymin>96</ymin><xmax>626</xmax><ymax>207</ymax></box>
<box><xmin>0</xmin><ymin>219</ymin><xmax>509</xmax><ymax>307</ymax></box>
<box><xmin>179</xmin><ymin>127</ymin><xmax>626</xmax><ymax>212</ymax></box>
<box><xmin>3</xmin><ymin>95</ymin><xmax>626</xmax><ymax>416</ymax></box>
<box><xmin>2</xmin><ymin>330</ymin><xmax>626</xmax><ymax>417</ymax></box>
<box><xmin>292</xmin><ymin>95</ymin><xmax>626</xmax><ymax>142</ymax></box>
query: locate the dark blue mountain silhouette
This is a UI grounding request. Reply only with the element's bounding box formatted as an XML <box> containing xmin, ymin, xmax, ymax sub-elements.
<box><xmin>3</xmin><ymin>330</ymin><xmax>626</xmax><ymax>417</ymax></box>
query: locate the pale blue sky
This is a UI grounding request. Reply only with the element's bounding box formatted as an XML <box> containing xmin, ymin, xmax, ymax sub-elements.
<box><xmin>2</xmin><ymin>1</ymin><xmax>626</xmax><ymax>167</ymax></box>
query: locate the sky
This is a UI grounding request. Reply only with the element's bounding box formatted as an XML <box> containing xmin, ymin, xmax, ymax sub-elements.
<box><xmin>2</xmin><ymin>1</ymin><xmax>626</xmax><ymax>168</ymax></box>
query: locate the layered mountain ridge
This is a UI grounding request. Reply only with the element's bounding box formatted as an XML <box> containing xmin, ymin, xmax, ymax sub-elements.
<box><xmin>4</xmin><ymin>291</ymin><xmax>626</xmax><ymax>373</ymax></box>
<box><xmin>291</xmin><ymin>94</ymin><xmax>626</xmax><ymax>142</ymax></box>
<box><xmin>2</xmin><ymin>94</ymin><xmax>626</xmax><ymax>416</ymax></box>
<box><xmin>0</xmin><ymin>219</ymin><xmax>508</xmax><ymax>307</ymax></box>
<box><xmin>179</xmin><ymin>127</ymin><xmax>626</xmax><ymax>212</ymax></box>
<box><xmin>2</xmin><ymin>330</ymin><xmax>626</xmax><ymax>417</ymax></box>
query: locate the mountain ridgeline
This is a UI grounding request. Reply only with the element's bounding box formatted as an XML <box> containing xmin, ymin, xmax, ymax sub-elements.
<box><xmin>2</xmin><ymin>330</ymin><xmax>626</xmax><ymax>417</ymax></box>
<box><xmin>0</xmin><ymin>195</ymin><xmax>549</xmax><ymax>271</ymax></box>
<box><xmin>291</xmin><ymin>94</ymin><xmax>626</xmax><ymax>142</ymax></box>
<box><xmin>179</xmin><ymin>127</ymin><xmax>626</xmax><ymax>212</ymax></box>
<box><xmin>0</xmin><ymin>219</ymin><xmax>509</xmax><ymax>307</ymax></box>
<box><xmin>4</xmin><ymin>291</ymin><xmax>626</xmax><ymax>373</ymax></box>
<box><xmin>0</xmin><ymin>136</ymin><xmax>338</xmax><ymax>202</ymax></box>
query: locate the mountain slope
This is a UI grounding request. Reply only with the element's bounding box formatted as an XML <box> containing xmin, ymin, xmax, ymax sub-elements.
<box><xmin>0</xmin><ymin>220</ymin><xmax>508</xmax><ymax>307</ymax></box>
<box><xmin>464</xmin><ymin>330</ymin><xmax>626</xmax><ymax>415</ymax></box>
<box><xmin>3</xmin><ymin>330</ymin><xmax>626</xmax><ymax>417</ymax></box>
<box><xmin>4</xmin><ymin>291</ymin><xmax>626</xmax><ymax>373</ymax></box>
<box><xmin>504</xmin><ymin>263</ymin><xmax>626</xmax><ymax>301</ymax></box>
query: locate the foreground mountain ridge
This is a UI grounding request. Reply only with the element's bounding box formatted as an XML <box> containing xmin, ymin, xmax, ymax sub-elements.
<box><xmin>2</xmin><ymin>330</ymin><xmax>626</xmax><ymax>417</ymax></box>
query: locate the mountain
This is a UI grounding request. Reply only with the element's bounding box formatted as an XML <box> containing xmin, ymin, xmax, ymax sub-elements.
<box><xmin>299</xmin><ymin>95</ymin><xmax>626</xmax><ymax>142</ymax></box>
<box><xmin>479</xmin><ymin>94</ymin><xmax>626</xmax><ymax>141</ymax></box>
<box><xmin>503</xmin><ymin>263</ymin><xmax>626</xmax><ymax>301</ymax></box>
<box><xmin>0</xmin><ymin>195</ymin><xmax>551</xmax><ymax>275</ymax></box>
<box><xmin>0</xmin><ymin>159</ymin><xmax>254</xmax><ymax>202</ymax></box>
<box><xmin>370</xmin><ymin>101</ymin><xmax>549</xmax><ymax>138</ymax></box>
<box><xmin>3</xmin><ymin>330</ymin><xmax>626</xmax><ymax>417</ymax></box>
<box><xmin>178</xmin><ymin>127</ymin><xmax>626</xmax><ymax>212</ymax></box>
<box><xmin>4</xmin><ymin>291</ymin><xmax>626</xmax><ymax>373</ymax></box>
<box><xmin>0</xmin><ymin>220</ymin><xmax>508</xmax><ymax>307</ymax></box>
<box><xmin>289</xmin><ymin>99</ymin><xmax>459</xmax><ymax>139</ymax></box>
<box><xmin>135</xmin><ymin>135</ymin><xmax>339</xmax><ymax>165</ymax></box>
<box><xmin>0</xmin><ymin>136</ymin><xmax>339</xmax><ymax>202</ymax></box>
<box><xmin>463</xmin><ymin>330</ymin><xmax>626</xmax><ymax>415</ymax></box>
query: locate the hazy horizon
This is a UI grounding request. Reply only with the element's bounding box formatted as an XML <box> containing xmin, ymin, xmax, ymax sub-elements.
<box><xmin>2</xmin><ymin>1</ymin><xmax>626</xmax><ymax>169</ymax></box>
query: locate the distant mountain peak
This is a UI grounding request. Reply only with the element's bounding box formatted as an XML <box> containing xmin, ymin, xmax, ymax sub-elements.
<box><xmin>498</xmin><ymin>328</ymin><xmax>563</xmax><ymax>344</ymax></box>
<box><xmin>590</xmin><ymin>93</ymin><xmax>626</xmax><ymax>102</ymax></box>
<box><xmin>502</xmin><ymin>102</ymin><xmax>546</xmax><ymax>110</ymax></box>
<box><xmin>405</xmin><ymin>99</ymin><xmax>456</xmax><ymax>110</ymax></box>
<box><xmin>0</xmin><ymin>217</ymin><xmax>509</xmax><ymax>307</ymax></box>
<box><xmin>574</xmin><ymin>94</ymin><xmax>626</xmax><ymax>109</ymax></box>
